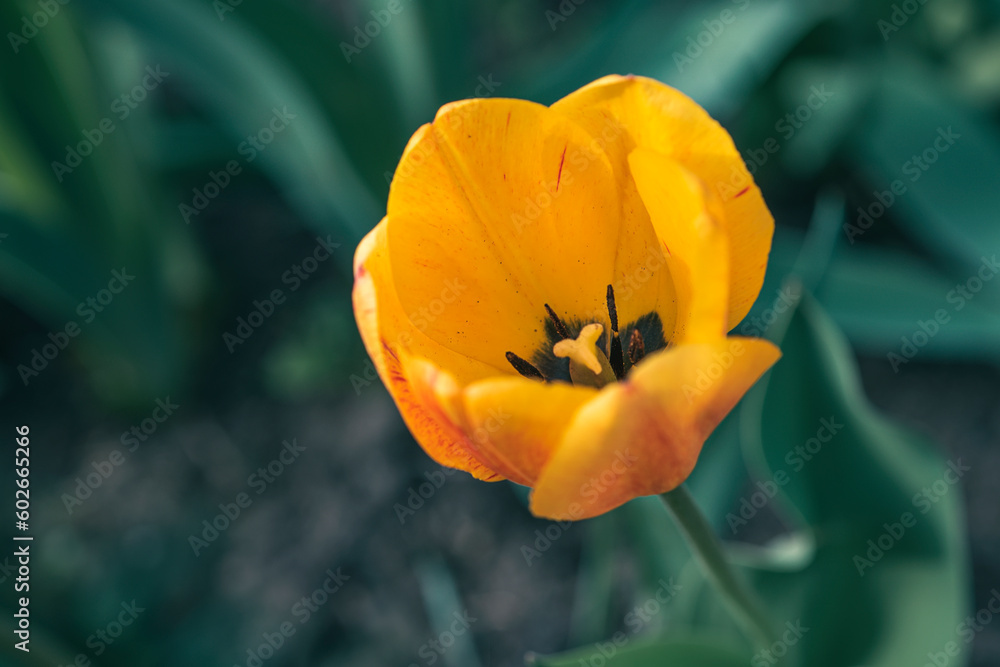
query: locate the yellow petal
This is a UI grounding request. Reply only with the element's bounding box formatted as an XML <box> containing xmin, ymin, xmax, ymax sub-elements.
<box><xmin>353</xmin><ymin>219</ymin><xmax>505</xmax><ymax>480</ymax></box>
<box><xmin>398</xmin><ymin>354</ymin><xmax>527</xmax><ymax>483</ymax></box>
<box><xmin>386</xmin><ymin>98</ymin><xmax>663</xmax><ymax>368</ymax></box>
<box><xmin>530</xmin><ymin>337</ymin><xmax>781</xmax><ymax>520</ymax></box>
<box><xmin>401</xmin><ymin>355</ymin><xmax>596</xmax><ymax>486</ymax></box>
<box><xmin>628</xmin><ymin>148</ymin><xmax>729</xmax><ymax>344</ymax></box>
<box><xmin>458</xmin><ymin>376</ymin><xmax>595</xmax><ymax>486</ymax></box>
<box><xmin>553</xmin><ymin>75</ymin><xmax>773</xmax><ymax>330</ymax></box>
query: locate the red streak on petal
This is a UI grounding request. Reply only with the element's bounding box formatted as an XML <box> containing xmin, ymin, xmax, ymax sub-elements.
<box><xmin>556</xmin><ymin>144</ymin><xmax>567</xmax><ymax>191</ymax></box>
<box><xmin>735</xmin><ymin>186</ymin><xmax>750</xmax><ymax>198</ymax></box>
<box><xmin>355</xmin><ymin>264</ymin><xmax>367</xmax><ymax>279</ymax></box>
<box><xmin>506</xmin><ymin>111</ymin><xmax>511</xmax><ymax>130</ymax></box>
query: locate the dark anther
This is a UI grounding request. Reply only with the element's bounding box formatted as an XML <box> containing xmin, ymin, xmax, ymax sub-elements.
<box><xmin>628</xmin><ymin>329</ymin><xmax>646</xmax><ymax>365</ymax></box>
<box><xmin>506</xmin><ymin>351</ymin><xmax>545</xmax><ymax>380</ymax></box>
<box><xmin>609</xmin><ymin>335</ymin><xmax>624</xmax><ymax>380</ymax></box>
<box><xmin>544</xmin><ymin>304</ymin><xmax>571</xmax><ymax>340</ymax></box>
<box><xmin>605</xmin><ymin>285</ymin><xmax>619</xmax><ymax>333</ymax></box>
<box><xmin>606</xmin><ymin>285</ymin><xmax>624</xmax><ymax>379</ymax></box>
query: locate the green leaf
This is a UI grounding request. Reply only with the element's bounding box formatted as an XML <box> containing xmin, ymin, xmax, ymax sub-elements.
<box><xmin>0</xmin><ymin>3</ymin><xmax>186</xmax><ymax>402</ymax></box>
<box><xmin>851</xmin><ymin>60</ymin><xmax>1000</xmax><ymax>274</ymax></box>
<box><xmin>528</xmin><ymin>635</ymin><xmax>748</xmax><ymax>667</ymax></box>
<box><xmin>666</xmin><ymin>0</ymin><xmax>835</xmax><ymax>117</ymax></box>
<box><xmin>415</xmin><ymin>558</ymin><xmax>482</xmax><ymax>667</ymax></box>
<box><xmin>816</xmin><ymin>244</ymin><xmax>1000</xmax><ymax>364</ymax></box>
<box><xmin>568</xmin><ymin>514</ymin><xmax>620</xmax><ymax>645</ymax></box>
<box><xmin>735</xmin><ymin>290</ymin><xmax>970</xmax><ymax>667</ymax></box>
<box><xmin>521</xmin><ymin>0</ymin><xmax>828</xmax><ymax>116</ymax></box>
<box><xmin>775</xmin><ymin>60</ymin><xmax>874</xmax><ymax>178</ymax></box>
<box><xmin>766</xmin><ymin>226</ymin><xmax>1000</xmax><ymax>364</ymax></box>
<box><xmin>94</xmin><ymin>0</ymin><xmax>383</xmax><ymax>244</ymax></box>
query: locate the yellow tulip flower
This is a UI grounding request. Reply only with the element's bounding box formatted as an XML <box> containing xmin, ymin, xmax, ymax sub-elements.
<box><xmin>353</xmin><ymin>75</ymin><xmax>780</xmax><ymax>520</ymax></box>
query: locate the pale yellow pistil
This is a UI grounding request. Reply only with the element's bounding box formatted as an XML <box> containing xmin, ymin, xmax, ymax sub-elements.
<box><xmin>553</xmin><ymin>323</ymin><xmax>617</xmax><ymax>388</ymax></box>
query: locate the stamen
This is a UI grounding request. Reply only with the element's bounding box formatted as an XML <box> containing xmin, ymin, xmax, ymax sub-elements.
<box><xmin>609</xmin><ymin>335</ymin><xmax>624</xmax><ymax>380</ymax></box>
<box><xmin>506</xmin><ymin>351</ymin><xmax>545</xmax><ymax>380</ymax></box>
<box><xmin>628</xmin><ymin>329</ymin><xmax>646</xmax><ymax>365</ymax></box>
<box><xmin>605</xmin><ymin>285</ymin><xmax>619</xmax><ymax>333</ymax></box>
<box><xmin>606</xmin><ymin>285</ymin><xmax>624</xmax><ymax>379</ymax></box>
<box><xmin>544</xmin><ymin>304</ymin><xmax>571</xmax><ymax>340</ymax></box>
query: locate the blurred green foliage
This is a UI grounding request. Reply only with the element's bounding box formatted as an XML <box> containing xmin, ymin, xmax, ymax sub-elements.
<box><xmin>1</xmin><ymin>0</ymin><xmax>996</xmax><ymax>665</ymax></box>
<box><xmin>3</xmin><ymin>0</ymin><xmax>1000</xmax><ymax>401</ymax></box>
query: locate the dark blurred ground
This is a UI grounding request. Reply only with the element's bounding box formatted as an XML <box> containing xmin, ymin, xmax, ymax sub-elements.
<box><xmin>2</xmin><ymin>0</ymin><xmax>1000</xmax><ymax>665</ymax></box>
<box><xmin>7</xmin><ymin>297</ymin><xmax>999</xmax><ymax>666</ymax></box>
<box><xmin>858</xmin><ymin>360</ymin><xmax>1000</xmax><ymax>667</ymax></box>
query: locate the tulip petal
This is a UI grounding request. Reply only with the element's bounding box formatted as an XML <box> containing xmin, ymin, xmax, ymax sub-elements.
<box><xmin>353</xmin><ymin>220</ymin><xmax>506</xmax><ymax>480</ymax></box>
<box><xmin>628</xmin><ymin>148</ymin><xmax>730</xmax><ymax>344</ymax></box>
<box><xmin>401</xmin><ymin>356</ymin><xmax>597</xmax><ymax>487</ymax></box>
<box><xmin>553</xmin><ymin>75</ymin><xmax>773</xmax><ymax>330</ymax></box>
<box><xmin>386</xmin><ymin>99</ymin><xmax>673</xmax><ymax>368</ymax></box>
<box><xmin>459</xmin><ymin>376</ymin><xmax>596</xmax><ymax>486</ymax></box>
<box><xmin>530</xmin><ymin>337</ymin><xmax>781</xmax><ymax>520</ymax></box>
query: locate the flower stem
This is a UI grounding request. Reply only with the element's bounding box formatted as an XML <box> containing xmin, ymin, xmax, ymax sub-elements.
<box><xmin>660</xmin><ymin>485</ymin><xmax>773</xmax><ymax>649</ymax></box>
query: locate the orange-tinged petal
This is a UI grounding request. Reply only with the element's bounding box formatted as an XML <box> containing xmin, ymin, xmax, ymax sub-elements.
<box><xmin>398</xmin><ymin>354</ymin><xmax>522</xmax><ymax>482</ymax></box>
<box><xmin>530</xmin><ymin>337</ymin><xmax>781</xmax><ymax>520</ymax></box>
<box><xmin>401</xmin><ymin>357</ymin><xmax>597</xmax><ymax>487</ymax></box>
<box><xmin>353</xmin><ymin>220</ymin><xmax>505</xmax><ymax>480</ymax></box>
<box><xmin>553</xmin><ymin>75</ymin><xmax>773</xmax><ymax>330</ymax></box>
<box><xmin>460</xmin><ymin>376</ymin><xmax>595</xmax><ymax>486</ymax></box>
<box><xmin>386</xmin><ymin>99</ymin><xmax>656</xmax><ymax>368</ymax></box>
<box><xmin>628</xmin><ymin>148</ymin><xmax>729</xmax><ymax>344</ymax></box>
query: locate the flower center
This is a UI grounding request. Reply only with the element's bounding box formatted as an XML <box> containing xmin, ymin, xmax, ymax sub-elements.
<box><xmin>505</xmin><ymin>285</ymin><xmax>663</xmax><ymax>386</ymax></box>
<box><xmin>553</xmin><ymin>323</ymin><xmax>616</xmax><ymax>388</ymax></box>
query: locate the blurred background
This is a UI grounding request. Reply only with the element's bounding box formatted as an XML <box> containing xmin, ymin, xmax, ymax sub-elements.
<box><xmin>1</xmin><ymin>0</ymin><xmax>999</xmax><ymax>665</ymax></box>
